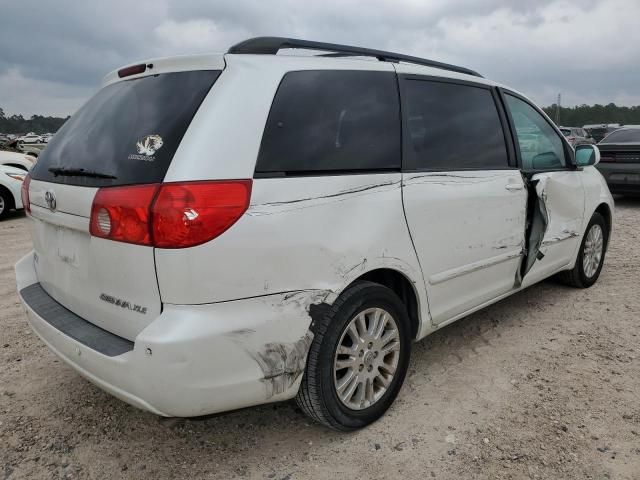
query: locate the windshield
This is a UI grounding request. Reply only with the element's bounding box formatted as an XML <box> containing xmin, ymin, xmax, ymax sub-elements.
<box><xmin>600</xmin><ymin>129</ymin><xmax>640</xmax><ymax>144</ymax></box>
<box><xmin>30</xmin><ymin>70</ymin><xmax>220</xmax><ymax>187</ymax></box>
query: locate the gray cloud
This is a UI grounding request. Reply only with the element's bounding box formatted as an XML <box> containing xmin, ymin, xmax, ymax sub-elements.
<box><xmin>0</xmin><ymin>0</ymin><xmax>638</xmax><ymax>116</ymax></box>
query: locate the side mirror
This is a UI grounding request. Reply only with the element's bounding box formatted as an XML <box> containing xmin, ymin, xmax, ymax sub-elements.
<box><xmin>575</xmin><ymin>144</ymin><xmax>600</xmax><ymax>167</ymax></box>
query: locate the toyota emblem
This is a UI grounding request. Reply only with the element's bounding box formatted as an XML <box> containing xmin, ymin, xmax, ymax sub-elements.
<box><xmin>44</xmin><ymin>191</ymin><xmax>57</xmax><ymax>211</ymax></box>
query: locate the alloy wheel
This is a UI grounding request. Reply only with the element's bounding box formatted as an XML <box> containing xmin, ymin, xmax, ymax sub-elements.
<box><xmin>333</xmin><ymin>307</ymin><xmax>401</xmax><ymax>410</ymax></box>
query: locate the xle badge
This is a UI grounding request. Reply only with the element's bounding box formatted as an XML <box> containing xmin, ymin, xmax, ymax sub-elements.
<box><xmin>99</xmin><ymin>293</ymin><xmax>148</xmax><ymax>315</ymax></box>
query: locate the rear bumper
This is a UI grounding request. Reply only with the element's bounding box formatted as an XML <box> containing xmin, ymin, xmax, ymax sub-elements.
<box><xmin>15</xmin><ymin>251</ymin><xmax>316</xmax><ymax>417</ymax></box>
<box><xmin>596</xmin><ymin>163</ymin><xmax>640</xmax><ymax>194</ymax></box>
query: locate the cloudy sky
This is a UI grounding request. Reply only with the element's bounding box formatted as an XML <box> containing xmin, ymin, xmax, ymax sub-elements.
<box><xmin>1</xmin><ymin>0</ymin><xmax>638</xmax><ymax>117</ymax></box>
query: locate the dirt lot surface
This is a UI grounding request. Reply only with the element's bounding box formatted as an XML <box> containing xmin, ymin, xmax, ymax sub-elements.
<box><xmin>1</xmin><ymin>199</ymin><xmax>639</xmax><ymax>480</ymax></box>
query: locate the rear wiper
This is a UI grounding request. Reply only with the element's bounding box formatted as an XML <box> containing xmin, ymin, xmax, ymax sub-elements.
<box><xmin>48</xmin><ymin>167</ymin><xmax>117</xmax><ymax>179</ymax></box>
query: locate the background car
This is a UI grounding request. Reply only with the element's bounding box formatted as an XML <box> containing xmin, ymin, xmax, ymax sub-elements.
<box><xmin>17</xmin><ymin>132</ymin><xmax>42</xmax><ymax>144</ymax></box>
<box><xmin>0</xmin><ymin>165</ymin><xmax>26</xmax><ymax>219</ymax></box>
<box><xmin>584</xmin><ymin>124</ymin><xmax>621</xmax><ymax>142</ymax></box>
<box><xmin>596</xmin><ymin>127</ymin><xmax>640</xmax><ymax>195</ymax></box>
<box><xmin>560</xmin><ymin>127</ymin><xmax>595</xmax><ymax>147</ymax></box>
<box><xmin>0</xmin><ymin>150</ymin><xmax>36</xmax><ymax>171</ymax></box>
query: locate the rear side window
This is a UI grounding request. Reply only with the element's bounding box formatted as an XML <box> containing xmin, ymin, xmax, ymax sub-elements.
<box><xmin>255</xmin><ymin>70</ymin><xmax>400</xmax><ymax>175</ymax></box>
<box><xmin>402</xmin><ymin>80</ymin><xmax>509</xmax><ymax>170</ymax></box>
<box><xmin>30</xmin><ymin>70</ymin><xmax>220</xmax><ymax>187</ymax></box>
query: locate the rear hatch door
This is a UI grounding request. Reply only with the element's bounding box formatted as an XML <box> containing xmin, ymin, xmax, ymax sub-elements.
<box><xmin>27</xmin><ymin>69</ymin><xmax>221</xmax><ymax>340</ymax></box>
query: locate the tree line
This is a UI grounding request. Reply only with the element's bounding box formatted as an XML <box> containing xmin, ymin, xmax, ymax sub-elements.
<box><xmin>0</xmin><ymin>107</ymin><xmax>69</xmax><ymax>134</ymax></box>
<box><xmin>541</xmin><ymin>103</ymin><xmax>640</xmax><ymax>127</ymax></box>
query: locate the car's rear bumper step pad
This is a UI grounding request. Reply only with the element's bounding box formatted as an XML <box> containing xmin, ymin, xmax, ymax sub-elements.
<box><xmin>19</xmin><ymin>283</ymin><xmax>133</xmax><ymax>357</ymax></box>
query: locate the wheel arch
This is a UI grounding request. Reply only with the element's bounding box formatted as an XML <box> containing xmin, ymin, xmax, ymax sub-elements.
<box><xmin>593</xmin><ymin>202</ymin><xmax>612</xmax><ymax>249</ymax></box>
<box><xmin>346</xmin><ymin>268</ymin><xmax>421</xmax><ymax>340</ymax></box>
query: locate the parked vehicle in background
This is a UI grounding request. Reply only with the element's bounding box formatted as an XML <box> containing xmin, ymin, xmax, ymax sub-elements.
<box><xmin>15</xmin><ymin>37</ymin><xmax>614</xmax><ymax>430</ymax></box>
<box><xmin>0</xmin><ymin>134</ymin><xmax>10</xmax><ymax>145</ymax></box>
<box><xmin>17</xmin><ymin>132</ymin><xmax>42</xmax><ymax>144</ymax></box>
<box><xmin>16</xmin><ymin>143</ymin><xmax>43</xmax><ymax>158</ymax></box>
<box><xmin>597</xmin><ymin>127</ymin><xmax>640</xmax><ymax>195</ymax></box>
<box><xmin>584</xmin><ymin>124</ymin><xmax>620</xmax><ymax>143</ymax></box>
<box><xmin>0</xmin><ymin>150</ymin><xmax>36</xmax><ymax>171</ymax></box>
<box><xmin>560</xmin><ymin>127</ymin><xmax>595</xmax><ymax>147</ymax></box>
<box><xmin>0</xmin><ymin>165</ymin><xmax>26</xmax><ymax>219</ymax></box>
<box><xmin>40</xmin><ymin>133</ymin><xmax>54</xmax><ymax>143</ymax></box>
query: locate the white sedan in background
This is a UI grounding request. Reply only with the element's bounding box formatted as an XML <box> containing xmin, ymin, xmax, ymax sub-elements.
<box><xmin>0</xmin><ymin>150</ymin><xmax>37</xmax><ymax>171</ymax></box>
<box><xmin>17</xmin><ymin>132</ymin><xmax>42</xmax><ymax>144</ymax></box>
<box><xmin>0</xmin><ymin>165</ymin><xmax>26</xmax><ymax>219</ymax></box>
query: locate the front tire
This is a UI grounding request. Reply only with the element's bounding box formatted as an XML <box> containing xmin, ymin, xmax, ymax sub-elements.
<box><xmin>558</xmin><ymin>212</ymin><xmax>608</xmax><ymax>288</ymax></box>
<box><xmin>0</xmin><ymin>189</ymin><xmax>11</xmax><ymax>220</ymax></box>
<box><xmin>296</xmin><ymin>281</ymin><xmax>412</xmax><ymax>430</ymax></box>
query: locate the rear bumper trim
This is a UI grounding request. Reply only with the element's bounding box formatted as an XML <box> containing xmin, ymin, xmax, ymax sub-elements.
<box><xmin>19</xmin><ymin>283</ymin><xmax>134</xmax><ymax>357</ymax></box>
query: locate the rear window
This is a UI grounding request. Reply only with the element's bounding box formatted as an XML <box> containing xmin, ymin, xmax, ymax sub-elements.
<box><xmin>402</xmin><ymin>80</ymin><xmax>509</xmax><ymax>170</ymax></box>
<box><xmin>600</xmin><ymin>129</ymin><xmax>640</xmax><ymax>144</ymax></box>
<box><xmin>30</xmin><ymin>70</ymin><xmax>220</xmax><ymax>187</ymax></box>
<box><xmin>560</xmin><ymin>128</ymin><xmax>572</xmax><ymax>136</ymax></box>
<box><xmin>255</xmin><ymin>70</ymin><xmax>401</xmax><ymax>175</ymax></box>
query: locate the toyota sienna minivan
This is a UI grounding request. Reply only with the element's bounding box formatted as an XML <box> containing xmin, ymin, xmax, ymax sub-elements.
<box><xmin>16</xmin><ymin>37</ymin><xmax>613</xmax><ymax>430</ymax></box>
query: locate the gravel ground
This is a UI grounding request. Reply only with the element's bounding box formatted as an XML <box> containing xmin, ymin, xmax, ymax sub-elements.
<box><xmin>1</xmin><ymin>198</ymin><xmax>639</xmax><ymax>480</ymax></box>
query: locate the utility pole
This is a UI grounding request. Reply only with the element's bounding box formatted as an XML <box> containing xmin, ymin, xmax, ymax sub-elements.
<box><xmin>555</xmin><ymin>93</ymin><xmax>561</xmax><ymax>125</ymax></box>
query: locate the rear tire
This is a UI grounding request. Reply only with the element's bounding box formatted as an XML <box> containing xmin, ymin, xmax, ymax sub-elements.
<box><xmin>558</xmin><ymin>212</ymin><xmax>608</xmax><ymax>288</ymax></box>
<box><xmin>296</xmin><ymin>281</ymin><xmax>412</xmax><ymax>430</ymax></box>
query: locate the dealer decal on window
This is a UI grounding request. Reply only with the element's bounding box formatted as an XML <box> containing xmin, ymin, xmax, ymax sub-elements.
<box><xmin>128</xmin><ymin>134</ymin><xmax>163</xmax><ymax>162</ymax></box>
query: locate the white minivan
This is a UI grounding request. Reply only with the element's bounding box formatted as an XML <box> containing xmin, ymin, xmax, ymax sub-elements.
<box><xmin>16</xmin><ymin>38</ymin><xmax>613</xmax><ymax>430</ymax></box>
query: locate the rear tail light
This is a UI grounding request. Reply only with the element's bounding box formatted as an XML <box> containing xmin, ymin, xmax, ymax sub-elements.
<box><xmin>90</xmin><ymin>184</ymin><xmax>158</xmax><ymax>246</ymax></box>
<box><xmin>90</xmin><ymin>180</ymin><xmax>252</xmax><ymax>248</ymax></box>
<box><xmin>20</xmin><ymin>174</ymin><xmax>31</xmax><ymax>214</ymax></box>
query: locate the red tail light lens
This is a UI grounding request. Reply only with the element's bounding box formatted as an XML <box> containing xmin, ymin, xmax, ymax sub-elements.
<box><xmin>89</xmin><ymin>180</ymin><xmax>252</xmax><ymax>248</ymax></box>
<box><xmin>90</xmin><ymin>184</ymin><xmax>159</xmax><ymax>246</ymax></box>
<box><xmin>20</xmin><ymin>174</ymin><xmax>31</xmax><ymax>214</ymax></box>
<box><xmin>152</xmin><ymin>180</ymin><xmax>252</xmax><ymax>248</ymax></box>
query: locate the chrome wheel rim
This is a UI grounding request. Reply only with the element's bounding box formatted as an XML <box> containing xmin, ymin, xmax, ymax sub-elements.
<box><xmin>333</xmin><ymin>307</ymin><xmax>400</xmax><ymax>410</ymax></box>
<box><xmin>583</xmin><ymin>224</ymin><xmax>604</xmax><ymax>278</ymax></box>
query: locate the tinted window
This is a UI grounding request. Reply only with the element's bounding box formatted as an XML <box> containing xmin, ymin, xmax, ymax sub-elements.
<box><xmin>31</xmin><ymin>71</ymin><xmax>219</xmax><ymax>187</ymax></box>
<box><xmin>505</xmin><ymin>94</ymin><xmax>567</xmax><ymax>170</ymax></box>
<box><xmin>560</xmin><ymin>128</ymin><xmax>571</xmax><ymax>136</ymax></box>
<box><xmin>402</xmin><ymin>80</ymin><xmax>509</xmax><ymax>170</ymax></box>
<box><xmin>600</xmin><ymin>129</ymin><xmax>640</xmax><ymax>143</ymax></box>
<box><xmin>256</xmin><ymin>70</ymin><xmax>400</xmax><ymax>174</ymax></box>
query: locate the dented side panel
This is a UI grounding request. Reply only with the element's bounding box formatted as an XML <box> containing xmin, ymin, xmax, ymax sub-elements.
<box><xmin>521</xmin><ymin>171</ymin><xmax>585</xmax><ymax>287</ymax></box>
<box><xmin>155</xmin><ymin>173</ymin><xmax>428</xmax><ymax>329</ymax></box>
<box><xmin>402</xmin><ymin>170</ymin><xmax>527</xmax><ymax>326</ymax></box>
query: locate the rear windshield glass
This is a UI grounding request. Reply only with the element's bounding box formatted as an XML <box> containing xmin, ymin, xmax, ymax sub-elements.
<box><xmin>600</xmin><ymin>129</ymin><xmax>640</xmax><ymax>144</ymax></box>
<box><xmin>30</xmin><ymin>70</ymin><xmax>220</xmax><ymax>187</ymax></box>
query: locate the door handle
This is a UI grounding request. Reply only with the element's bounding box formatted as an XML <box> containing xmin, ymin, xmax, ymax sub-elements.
<box><xmin>505</xmin><ymin>183</ymin><xmax>524</xmax><ymax>191</ymax></box>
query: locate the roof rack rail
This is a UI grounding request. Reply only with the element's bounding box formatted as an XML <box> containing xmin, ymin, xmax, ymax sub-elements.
<box><xmin>227</xmin><ymin>37</ymin><xmax>483</xmax><ymax>78</ymax></box>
